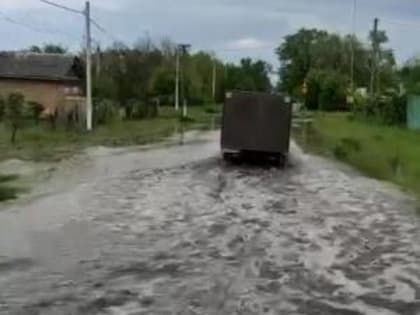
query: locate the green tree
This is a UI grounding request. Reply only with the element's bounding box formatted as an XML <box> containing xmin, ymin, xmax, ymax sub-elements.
<box><xmin>318</xmin><ymin>71</ymin><xmax>347</xmax><ymax>111</ymax></box>
<box><xmin>277</xmin><ymin>29</ymin><xmax>329</xmax><ymax>98</ymax></box>
<box><xmin>149</xmin><ymin>65</ymin><xmax>175</xmax><ymax>100</ymax></box>
<box><xmin>401</xmin><ymin>57</ymin><xmax>420</xmax><ymax>94</ymax></box>
<box><xmin>94</xmin><ymin>38</ymin><xmax>226</xmax><ymax>108</ymax></box>
<box><xmin>224</xmin><ymin>58</ymin><xmax>272</xmax><ymax>93</ymax></box>
<box><xmin>304</xmin><ymin>70</ymin><xmax>346</xmax><ymax>111</ymax></box>
<box><xmin>5</xmin><ymin>93</ymin><xmax>26</xmax><ymax>144</ymax></box>
<box><xmin>28</xmin><ymin>44</ymin><xmax>67</xmax><ymax>54</ymax></box>
<box><xmin>29</xmin><ymin>45</ymin><xmax>42</xmax><ymax>53</ymax></box>
<box><xmin>43</xmin><ymin>44</ymin><xmax>67</xmax><ymax>54</ymax></box>
<box><xmin>277</xmin><ymin>27</ymin><xmax>397</xmax><ymax>113</ymax></box>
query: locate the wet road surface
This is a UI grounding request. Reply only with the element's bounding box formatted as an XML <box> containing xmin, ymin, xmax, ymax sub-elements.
<box><xmin>1</xmin><ymin>131</ymin><xmax>420</xmax><ymax>315</ymax></box>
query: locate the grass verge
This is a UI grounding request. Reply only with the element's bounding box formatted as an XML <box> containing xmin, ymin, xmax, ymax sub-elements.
<box><xmin>294</xmin><ymin>112</ymin><xmax>420</xmax><ymax>193</ymax></box>
<box><xmin>0</xmin><ymin>175</ymin><xmax>19</xmax><ymax>201</ymax></box>
<box><xmin>0</xmin><ymin>105</ymin><xmax>221</xmax><ymax>162</ymax></box>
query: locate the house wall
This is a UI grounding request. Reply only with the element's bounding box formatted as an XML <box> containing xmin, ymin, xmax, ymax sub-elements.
<box><xmin>0</xmin><ymin>79</ymin><xmax>82</xmax><ymax>115</ymax></box>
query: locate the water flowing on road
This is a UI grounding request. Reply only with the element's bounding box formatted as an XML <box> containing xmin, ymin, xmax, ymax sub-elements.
<box><xmin>1</xmin><ymin>131</ymin><xmax>420</xmax><ymax>315</ymax></box>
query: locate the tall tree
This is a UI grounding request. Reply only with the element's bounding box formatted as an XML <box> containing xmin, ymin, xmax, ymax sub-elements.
<box><xmin>277</xmin><ymin>27</ymin><xmax>396</xmax><ymax>111</ymax></box>
<box><xmin>277</xmin><ymin>29</ymin><xmax>329</xmax><ymax>97</ymax></box>
<box><xmin>224</xmin><ymin>58</ymin><xmax>272</xmax><ymax>93</ymax></box>
<box><xmin>27</xmin><ymin>44</ymin><xmax>67</xmax><ymax>54</ymax></box>
<box><xmin>43</xmin><ymin>44</ymin><xmax>67</xmax><ymax>54</ymax></box>
<box><xmin>29</xmin><ymin>45</ymin><xmax>42</xmax><ymax>53</ymax></box>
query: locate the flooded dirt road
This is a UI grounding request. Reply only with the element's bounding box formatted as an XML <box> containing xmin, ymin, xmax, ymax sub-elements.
<box><xmin>1</xmin><ymin>131</ymin><xmax>420</xmax><ymax>315</ymax></box>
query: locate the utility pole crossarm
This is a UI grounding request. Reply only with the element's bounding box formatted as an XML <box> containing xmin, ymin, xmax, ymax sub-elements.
<box><xmin>39</xmin><ymin>0</ymin><xmax>83</xmax><ymax>14</ymax></box>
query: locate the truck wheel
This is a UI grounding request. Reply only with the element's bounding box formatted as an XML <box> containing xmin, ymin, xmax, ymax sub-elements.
<box><xmin>277</xmin><ymin>154</ymin><xmax>287</xmax><ymax>168</ymax></box>
<box><xmin>223</xmin><ymin>152</ymin><xmax>233</xmax><ymax>162</ymax></box>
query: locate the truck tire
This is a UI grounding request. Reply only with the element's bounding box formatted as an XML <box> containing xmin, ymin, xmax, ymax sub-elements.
<box><xmin>277</xmin><ymin>154</ymin><xmax>287</xmax><ymax>168</ymax></box>
<box><xmin>223</xmin><ymin>152</ymin><xmax>234</xmax><ymax>162</ymax></box>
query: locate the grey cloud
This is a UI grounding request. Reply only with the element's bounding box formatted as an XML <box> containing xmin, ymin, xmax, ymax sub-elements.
<box><xmin>1</xmin><ymin>0</ymin><xmax>419</xmax><ymax>65</ymax></box>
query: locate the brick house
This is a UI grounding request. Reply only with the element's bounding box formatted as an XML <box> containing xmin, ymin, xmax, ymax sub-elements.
<box><xmin>0</xmin><ymin>52</ymin><xmax>85</xmax><ymax>115</ymax></box>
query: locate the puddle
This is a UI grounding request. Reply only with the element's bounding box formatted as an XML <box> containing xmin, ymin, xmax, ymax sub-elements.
<box><xmin>0</xmin><ymin>130</ymin><xmax>419</xmax><ymax>315</ymax></box>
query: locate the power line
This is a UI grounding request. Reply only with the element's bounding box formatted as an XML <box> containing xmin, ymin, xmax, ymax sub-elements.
<box><xmin>381</xmin><ymin>18</ymin><xmax>420</xmax><ymax>31</ymax></box>
<box><xmin>90</xmin><ymin>18</ymin><xmax>120</xmax><ymax>42</ymax></box>
<box><xmin>90</xmin><ymin>19</ymin><xmax>107</xmax><ymax>33</ymax></box>
<box><xmin>0</xmin><ymin>10</ymin><xmax>79</xmax><ymax>41</ymax></box>
<box><xmin>38</xmin><ymin>0</ymin><xmax>120</xmax><ymax>43</ymax></box>
<box><xmin>39</xmin><ymin>0</ymin><xmax>83</xmax><ymax>15</ymax></box>
<box><xmin>198</xmin><ymin>46</ymin><xmax>275</xmax><ymax>53</ymax></box>
<box><xmin>38</xmin><ymin>0</ymin><xmax>93</xmax><ymax>131</ymax></box>
<box><xmin>221</xmin><ymin>47</ymin><xmax>274</xmax><ymax>52</ymax></box>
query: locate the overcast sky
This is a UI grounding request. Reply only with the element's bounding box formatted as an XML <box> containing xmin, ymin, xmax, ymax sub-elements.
<box><xmin>1</xmin><ymin>0</ymin><xmax>420</xmax><ymax>69</ymax></box>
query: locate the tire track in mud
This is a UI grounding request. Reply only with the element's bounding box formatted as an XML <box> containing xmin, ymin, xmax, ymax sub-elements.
<box><xmin>2</xmin><ymin>151</ymin><xmax>420</xmax><ymax>315</ymax></box>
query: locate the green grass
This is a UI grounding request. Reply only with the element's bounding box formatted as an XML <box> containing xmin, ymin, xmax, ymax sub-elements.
<box><xmin>294</xmin><ymin>112</ymin><xmax>420</xmax><ymax>193</ymax></box>
<box><xmin>0</xmin><ymin>105</ymin><xmax>221</xmax><ymax>162</ymax></box>
<box><xmin>0</xmin><ymin>174</ymin><xmax>19</xmax><ymax>201</ymax></box>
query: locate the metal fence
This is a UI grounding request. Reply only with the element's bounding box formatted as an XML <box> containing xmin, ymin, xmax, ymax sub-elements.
<box><xmin>407</xmin><ymin>95</ymin><xmax>420</xmax><ymax>130</ymax></box>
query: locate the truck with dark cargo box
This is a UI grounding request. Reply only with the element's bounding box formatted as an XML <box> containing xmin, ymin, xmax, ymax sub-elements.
<box><xmin>221</xmin><ymin>91</ymin><xmax>292</xmax><ymax>164</ymax></box>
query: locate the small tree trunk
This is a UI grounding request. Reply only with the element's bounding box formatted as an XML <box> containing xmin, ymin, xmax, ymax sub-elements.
<box><xmin>11</xmin><ymin>125</ymin><xmax>17</xmax><ymax>144</ymax></box>
<box><xmin>49</xmin><ymin>111</ymin><xmax>57</xmax><ymax>130</ymax></box>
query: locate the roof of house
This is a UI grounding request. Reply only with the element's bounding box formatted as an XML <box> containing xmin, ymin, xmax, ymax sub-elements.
<box><xmin>0</xmin><ymin>52</ymin><xmax>84</xmax><ymax>81</ymax></box>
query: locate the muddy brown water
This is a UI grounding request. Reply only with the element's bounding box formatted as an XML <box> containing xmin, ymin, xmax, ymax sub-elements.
<box><xmin>1</xmin><ymin>131</ymin><xmax>420</xmax><ymax>315</ymax></box>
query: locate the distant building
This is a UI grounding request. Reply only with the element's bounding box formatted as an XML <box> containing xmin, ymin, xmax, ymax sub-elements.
<box><xmin>0</xmin><ymin>52</ymin><xmax>85</xmax><ymax>115</ymax></box>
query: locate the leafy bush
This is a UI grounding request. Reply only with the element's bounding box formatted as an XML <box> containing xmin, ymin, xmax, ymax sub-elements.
<box><xmin>0</xmin><ymin>174</ymin><xmax>19</xmax><ymax>202</ymax></box>
<box><xmin>0</xmin><ymin>186</ymin><xmax>18</xmax><ymax>201</ymax></box>
<box><xmin>353</xmin><ymin>92</ymin><xmax>369</xmax><ymax>114</ymax></box>
<box><xmin>332</xmin><ymin>142</ymin><xmax>348</xmax><ymax>160</ymax></box>
<box><xmin>94</xmin><ymin>99</ymin><xmax>119</xmax><ymax>125</ymax></box>
<box><xmin>204</xmin><ymin>106</ymin><xmax>219</xmax><ymax>114</ymax></box>
<box><xmin>332</xmin><ymin>137</ymin><xmax>362</xmax><ymax>160</ymax></box>
<box><xmin>318</xmin><ymin>72</ymin><xmax>347</xmax><ymax>111</ymax></box>
<box><xmin>179</xmin><ymin>115</ymin><xmax>195</xmax><ymax>123</ymax></box>
<box><xmin>147</xmin><ymin>101</ymin><xmax>158</xmax><ymax>118</ymax></box>
<box><xmin>131</xmin><ymin>100</ymin><xmax>148</xmax><ymax>120</ymax></box>
<box><xmin>5</xmin><ymin>93</ymin><xmax>26</xmax><ymax>143</ymax></box>
<box><xmin>340</xmin><ymin>137</ymin><xmax>361</xmax><ymax>152</ymax></box>
<box><xmin>124</xmin><ymin>99</ymin><xmax>158</xmax><ymax>120</ymax></box>
<box><xmin>304</xmin><ymin>70</ymin><xmax>347</xmax><ymax>111</ymax></box>
<box><xmin>27</xmin><ymin>101</ymin><xmax>44</xmax><ymax>125</ymax></box>
<box><xmin>0</xmin><ymin>174</ymin><xmax>18</xmax><ymax>182</ymax></box>
<box><xmin>377</xmin><ymin>94</ymin><xmax>406</xmax><ymax>125</ymax></box>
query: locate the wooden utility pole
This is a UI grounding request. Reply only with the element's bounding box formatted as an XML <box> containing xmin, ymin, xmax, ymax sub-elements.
<box><xmin>175</xmin><ymin>48</ymin><xmax>180</xmax><ymax>111</ymax></box>
<box><xmin>212</xmin><ymin>59</ymin><xmax>217</xmax><ymax>102</ymax></box>
<box><xmin>85</xmin><ymin>1</ymin><xmax>92</xmax><ymax>131</ymax></box>
<box><xmin>350</xmin><ymin>0</ymin><xmax>357</xmax><ymax>94</ymax></box>
<box><xmin>39</xmin><ymin>0</ymin><xmax>93</xmax><ymax>130</ymax></box>
<box><xmin>95</xmin><ymin>45</ymin><xmax>101</xmax><ymax>79</ymax></box>
<box><xmin>369</xmin><ymin>18</ymin><xmax>379</xmax><ymax>103</ymax></box>
<box><xmin>178</xmin><ymin>44</ymin><xmax>191</xmax><ymax>117</ymax></box>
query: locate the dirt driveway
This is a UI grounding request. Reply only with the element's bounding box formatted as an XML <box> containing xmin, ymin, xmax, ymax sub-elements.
<box><xmin>0</xmin><ymin>131</ymin><xmax>419</xmax><ymax>315</ymax></box>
